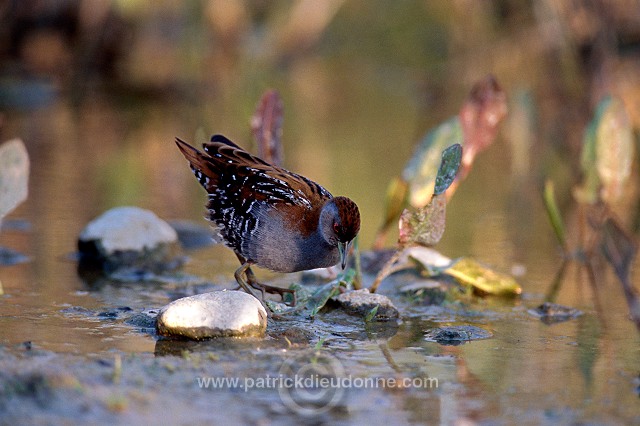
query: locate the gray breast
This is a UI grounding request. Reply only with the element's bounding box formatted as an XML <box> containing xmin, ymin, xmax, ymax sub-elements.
<box><xmin>243</xmin><ymin>204</ymin><xmax>339</xmax><ymax>273</ymax></box>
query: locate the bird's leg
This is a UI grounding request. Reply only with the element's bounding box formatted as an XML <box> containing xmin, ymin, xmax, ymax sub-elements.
<box><xmin>245</xmin><ymin>266</ymin><xmax>297</xmax><ymax>307</ymax></box>
<box><xmin>244</xmin><ymin>266</ymin><xmax>266</xmax><ymax>300</ymax></box>
<box><xmin>234</xmin><ymin>262</ymin><xmax>270</xmax><ymax>314</ymax></box>
<box><xmin>234</xmin><ymin>254</ymin><xmax>296</xmax><ymax>306</ymax></box>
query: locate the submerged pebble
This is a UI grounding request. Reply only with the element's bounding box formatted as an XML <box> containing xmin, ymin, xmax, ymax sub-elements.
<box><xmin>0</xmin><ymin>246</ymin><xmax>30</xmax><ymax>266</ymax></box>
<box><xmin>156</xmin><ymin>291</ymin><xmax>267</xmax><ymax>339</ymax></box>
<box><xmin>528</xmin><ymin>302</ymin><xmax>583</xmax><ymax>324</ymax></box>
<box><xmin>399</xmin><ymin>279</ymin><xmax>448</xmax><ymax>305</ymax></box>
<box><xmin>334</xmin><ymin>289</ymin><xmax>399</xmax><ymax>320</ymax></box>
<box><xmin>97</xmin><ymin>306</ymin><xmax>133</xmax><ymax>320</ymax></box>
<box><xmin>126</xmin><ymin>310</ymin><xmax>159</xmax><ymax>331</ymax></box>
<box><xmin>168</xmin><ymin>220</ymin><xmax>216</xmax><ymax>250</ymax></box>
<box><xmin>77</xmin><ymin>206</ymin><xmax>183</xmax><ymax>274</ymax></box>
<box><xmin>424</xmin><ymin>325</ymin><xmax>493</xmax><ymax>345</ymax></box>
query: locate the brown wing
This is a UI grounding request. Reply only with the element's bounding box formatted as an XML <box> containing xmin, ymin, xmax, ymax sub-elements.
<box><xmin>176</xmin><ymin>135</ymin><xmax>332</xmax><ymax>206</ymax></box>
<box><xmin>175</xmin><ymin>135</ymin><xmax>333</xmax><ymax>252</ymax></box>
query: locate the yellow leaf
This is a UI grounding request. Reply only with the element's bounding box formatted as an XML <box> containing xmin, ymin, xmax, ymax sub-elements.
<box><xmin>445</xmin><ymin>257</ymin><xmax>521</xmax><ymax>297</ymax></box>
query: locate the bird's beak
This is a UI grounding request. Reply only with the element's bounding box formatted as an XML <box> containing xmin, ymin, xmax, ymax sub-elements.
<box><xmin>338</xmin><ymin>240</ymin><xmax>352</xmax><ymax>270</ymax></box>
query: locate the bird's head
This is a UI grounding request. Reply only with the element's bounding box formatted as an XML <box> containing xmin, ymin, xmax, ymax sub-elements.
<box><xmin>319</xmin><ymin>196</ymin><xmax>361</xmax><ymax>269</ymax></box>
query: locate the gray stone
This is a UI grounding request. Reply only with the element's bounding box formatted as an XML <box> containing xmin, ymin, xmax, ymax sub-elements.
<box><xmin>156</xmin><ymin>291</ymin><xmax>267</xmax><ymax>339</ymax></box>
<box><xmin>424</xmin><ymin>325</ymin><xmax>493</xmax><ymax>345</ymax></box>
<box><xmin>334</xmin><ymin>289</ymin><xmax>399</xmax><ymax>320</ymax></box>
<box><xmin>528</xmin><ymin>302</ymin><xmax>583</xmax><ymax>324</ymax></box>
<box><xmin>399</xmin><ymin>279</ymin><xmax>448</xmax><ymax>305</ymax></box>
<box><xmin>168</xmin><ymin>219</ymin><xmax>217</xmax><ymax>250</ymax></box>
<box><xmin>78</xmin><ymin>206</ymin><xmax>182</xmax><ymax>273</ymax></box>
<box><xmin>0</xmin><ymin>139</ymin><xmax>29</xmax><ymax>223</ymax></box>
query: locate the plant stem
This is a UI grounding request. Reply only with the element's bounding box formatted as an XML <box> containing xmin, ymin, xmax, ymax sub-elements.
<box><xmin>353</xmin><ymin>235</ymin><xmax>362</xmax><ymax>290</ymax></box>
<box><xmin>370</xmin><ymin>249</ymin><xmax>403</xmax><ymax>293</ymax></box>
<box><xmin>542</xmin><ymin>179</ymin><xmax>569</xmax><ymax>252</ymax></box>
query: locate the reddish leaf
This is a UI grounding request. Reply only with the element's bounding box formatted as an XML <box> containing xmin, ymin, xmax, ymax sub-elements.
<box><xmin>250</xmin><ymin>89</ymin><xmax>284</xmax><ymax>167</ymax></box>
<box><xmin>458</xmin><ymin>75</ymin><xmax>507</xmax><ymax>177</ymax></box>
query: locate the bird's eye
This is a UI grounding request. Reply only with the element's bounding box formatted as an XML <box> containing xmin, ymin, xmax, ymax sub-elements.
<box><xmin>333</xmin><ymin>222</ymin><xmax>340</xmax><ymax>234</ymax></box>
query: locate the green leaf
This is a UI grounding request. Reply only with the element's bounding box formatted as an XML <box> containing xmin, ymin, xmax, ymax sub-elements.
<box><xmin>434</xmin><ymin>144</ymin><xmax>462</xmax><ymax>195</ymax></box>
<box><xmin>402</xmin><ymin>117</ymin><xmax>463</xmax><ymax>208</ymax></box>
<box><xmin>265</xmin><ymin>299</ymin><xmax>292</xmax><ymax>315</ymax></box>
<box><xmin>574</xmin><ymin>114</ymin><xmax>599</xmax><ymax>203</ymax></box>
<box><xmin>308</xmin><ymin>269</ymin><xmax>355</xmax><ymax>316</ymax></box>
<box><xmin>542</xmin><ymin>180</ymin><xmax>568</xmax><ymax>250</ymax></box>
<box><xmin>352</xmin><ymin>235</ymin><xmax>363</xmax><ymax>290</ymax></box>
<box><xmin>285</xmin><ymin>283</ymin><xmax>310</xmax><ymax>305</ymax></box>
<box><xmin>364</xmin><ymin>305</ymin><xmax>379</xmax><ymax>322</ymax></box>
<box><xmin>444</xmin><ymin>257</ymin><xmax>522</xmax><ymax>297</ymax></box>
<box><xmin>314</xmin><ymin>337</ymin><xmax>327</xmax><ymax>350</ymax></box>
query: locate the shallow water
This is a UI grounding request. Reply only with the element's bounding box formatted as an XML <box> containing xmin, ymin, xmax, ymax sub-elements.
<box><xmin>1</xmin><ymin>92</ymin><xmax>638</xmax><ymax>424</ymax></box>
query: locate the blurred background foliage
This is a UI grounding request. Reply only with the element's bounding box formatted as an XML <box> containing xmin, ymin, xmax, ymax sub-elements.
<box><xmin>0</xmin><ymin>0</ymin><xmax>639</xmax><ymax>252</ymax></box>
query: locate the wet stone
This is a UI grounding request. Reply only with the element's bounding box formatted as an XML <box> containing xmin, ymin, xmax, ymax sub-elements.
<box><xmin>424</xmin><ymin>325</ymin><xmax>493</xmax><ymax>345</ymax></box>
<box><xmin>269</xmin><ymin>326</ymin><xmax>315</xmax><ymax>346</ymax></box>
<box><xmin>77</xmin><ymin>206</ymin><xmax>183</xmax><ymax>274</ymax></box>
<box><xmin>528</xmin><ymin>302</ymin><xmax>583</xmax><ymax>324</ymax></box>
<box><xmin>96</xmin><ymin>306</ymin><xmax>133</xmax><ymax>320</ymax></box>
<box><xmin>125</xmin><ymin>310</ymin><xmax>159</xmax><ymax>331</ymax></box>
<box><xmin>0</xmin><ymin>246</ymin><xmax>30</xmax><ymax>266</ymax></box>
<box><xmin>399</xmin><ymin>280</ymin><xmax>448</xmax><ymax>305</ymax></box>
<box><xmin>60</xmin><ymin>306</ymin><xmax>94</xmax><ymax>316</ymax></box>
<box><xmin>334</xmin><ymin>289</ymin><xmax>399</xmax><ymax>320</ymax></box>
<box><xmin>156</xmin><ymin>291</ymin><xmax>267</xmax><ymax>339</ymax></box>
<box><xmin>168</xmin><ymin>220</ymin><xmax>217</xmax><ymax>250</ymax></box>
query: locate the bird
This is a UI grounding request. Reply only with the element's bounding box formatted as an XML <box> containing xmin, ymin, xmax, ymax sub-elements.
<box><xmin>175</xmin><ymin>134</ymin><xmax>360</xmax><ymax>308</ymax></box>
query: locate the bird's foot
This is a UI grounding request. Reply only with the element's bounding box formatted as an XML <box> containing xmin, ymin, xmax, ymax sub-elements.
<box><xmin>234</xmin><ymin>263</ymin><xmax>297</xmax><ymax>318</ymax></box>
<box><xmin>249</xmin><ymin>281</ymin><xmax>297</xmax><ymax>307</ymax></box>
<box><xmin>231</xmin><ymin>278</ymin><xmax>297</xmax><ymax>306</ymax></box>
<box><xmin>244</xmin><ymin>265</ymin><xmax>297</xmax><ymax>307</ymax></box>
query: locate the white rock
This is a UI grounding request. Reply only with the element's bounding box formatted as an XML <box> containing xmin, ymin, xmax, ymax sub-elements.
<box><xmin>79</xmin><ymin>206</ymin><xmax>177</xmax><ymax>254</ymax></box>
<box><xmin>399</xmin><ymin>279</ymin><xmax>446</xmax><ymax>294</ymax></box>
<box><xmin>0</xmin><ymin>139</ymin><xmax>29</xmax><ymax>222</ymax></box>
<box><xmin>156</xmin><ymin>291</ymin><xmax>267</xmax><ymax>339</ymax></box>
<box><xmin>403</xmin><ymin>246</ymin><xmax>452</xmax><ymax>270</ymax></box>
